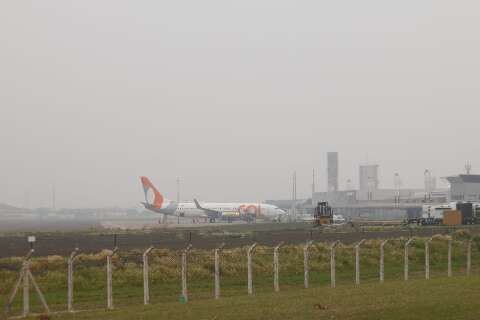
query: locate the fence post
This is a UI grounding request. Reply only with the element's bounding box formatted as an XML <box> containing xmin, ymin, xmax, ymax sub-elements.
<box><xmin>467</xmin><ymin>239</ymin><xmax>472</xmax><ymax>276</ymax></box>
<box><xmin>23</xmin><ymin>259</ymin><xmax>29</xmax><ymax>318</ymax></box>
<box><xmin>20</xmin><ymin>250</ymin><xmax>36</xmax><ymax>318</ymax></box>
<box><xmin>214</xmin><ymin>243</ymin><xmax>225</xmax><ymax>300</ymax></box>
<box><xmin>425</xmin><ymin>238</ymin><xmax>432</xmax><ymax>280</ymax></box>
<box><xmin>247</xmin><ymin>243</ymin><xmax>257</xmax><ymax>295</ymax></box>
<box><xmin>330</xmin><ymin>241</ymin><xmax>340</xmax><ymax>288</ymax></box>
<box><xmin>143</xmin><ymin>247</ymin><xmax>154</xmax><ymax>305</ymax></box>
<box><xmin>273</xmin><ymin>242</ymin><xmax>284</xmax><ymax>292</ymax></box>
<box><xmin>404</xmin><ymin>239</ymin><xmax>414</xmax><ymax>281</ymax></box>
<box><xmin>447</xmin><ymin>238</ymin><xmax>452</xmax><ymax>277</ymax></box>
<box><xmin>379</xmin><ymin>240</ymin><xmax>388</xmax><ymax>283</ymax></box>
<box><xmin>22</xmin><ymin>250</ymin><xmax>35</xmax><ymax>317</ymax></box>
<box><xmin>355</xmin><ymin>239</ymin><xmax>366</xmax><ymax>285</ymax></box>
<box><xmin>304</xmin><ymin>241</ymin><xmax>313</xmax><ymax>289</ymax></box>
<box><xmin>181</xmin><ymin>244</ymin><xmax>193</xmax><ymax>303</ymax></box>
<box><xmin>67</xmin><ymin>248</ymin><xmax>79</xmax><ymax>312</ymax></box>
<box><xmin>106</xmin><ymin>247</ymin><xmax>118</xmax><ymax>310</ymax></box>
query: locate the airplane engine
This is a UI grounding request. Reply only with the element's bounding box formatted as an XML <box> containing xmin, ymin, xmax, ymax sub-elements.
<box><xmin>239</xmin><ymin>205</ymin><xmax>258</xmax><ymax>215</ymax></box>
<box><xmin>238</xmin><ymin>205</ymin><xmax>258</xmax><ymax>223</ymax></box>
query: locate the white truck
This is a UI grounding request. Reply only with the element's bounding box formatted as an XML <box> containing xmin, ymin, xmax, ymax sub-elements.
<box><xmin>419</xmin><ymin>202</ymin><xmax>480</xmax><ymax>225</ymax></box>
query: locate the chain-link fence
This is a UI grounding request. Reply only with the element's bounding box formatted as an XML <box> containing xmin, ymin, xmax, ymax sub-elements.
<box><xmin>2</xmin><ymin>233</ymin><xmax>480</xmax><ymax>319</ymax></box>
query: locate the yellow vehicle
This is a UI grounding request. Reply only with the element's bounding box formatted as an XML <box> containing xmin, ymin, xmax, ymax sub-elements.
<box><xmin>313</xmin><ymin>202</ymin><xmax>333</xmax><ymax>226</ymax></box>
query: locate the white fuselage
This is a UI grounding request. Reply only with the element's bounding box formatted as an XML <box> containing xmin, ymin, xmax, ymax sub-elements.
<box><xmin>175</xmin><ymin>202</ymin><xmax>285</xmax><ymax>220</ymax></box>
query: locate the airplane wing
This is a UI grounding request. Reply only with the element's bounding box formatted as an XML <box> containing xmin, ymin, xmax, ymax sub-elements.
<box><xmin>193</xmin><ymin>199</ymin><xmax>221</xmax><ymax>219</ymax></box>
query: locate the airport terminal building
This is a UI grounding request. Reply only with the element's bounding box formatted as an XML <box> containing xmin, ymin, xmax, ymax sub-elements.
<box><xmin>273</xmin><ymin>154</ymin><xmax>474</xmax><ymax>222</ymax></box>
<box><xmin>445</xmin><ymin>174</ymin><xmax>480</xmax><ymax>201</ymax></box>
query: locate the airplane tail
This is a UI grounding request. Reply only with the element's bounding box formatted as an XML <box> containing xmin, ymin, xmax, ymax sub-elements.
<box><xmin>140</xmin><ymin>176</ymin><xmax>165</xmax><ymax>209</ymax></box>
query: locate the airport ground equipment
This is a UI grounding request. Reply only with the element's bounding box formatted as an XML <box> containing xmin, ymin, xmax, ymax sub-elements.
<box><xmin>313</xmin><ymin>202</ymin><xmax>333</xmax><ymax>226</ymax></box>
<box><xmin>411</xmin><ymin>202</ymin><xmax>480</xmax><ymax>226</ymax></box>
<box><xmin>458</xmin><ymin>202</ymin><xmax>480</xmax><ymax>224</ymax></box>
<box><xmin>443</xmin><ymin>210</ymin><xmax>462</xmax><ymax>226</ymax></box>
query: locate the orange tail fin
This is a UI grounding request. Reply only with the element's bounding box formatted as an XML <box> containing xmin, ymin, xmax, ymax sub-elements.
<box><xmin>140</xmin><ymin>176</ymin><xmax>164</xmax><ymax>209</ymax></box>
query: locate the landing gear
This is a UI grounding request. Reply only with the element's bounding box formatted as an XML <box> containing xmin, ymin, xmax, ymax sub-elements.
<box><xmin>209</xmin><ymin>217</ymin><xmax>216</xmax><ymax>223</ymax></box>
<box><xmin>245</xmin><ymin>214</ymin><xmax>256</xmax><ymax>224</ymax></box>
<box><xmin>158</xmin><ymin>214</ymin><xmax>168</xmax><ymax>224</ymax></box>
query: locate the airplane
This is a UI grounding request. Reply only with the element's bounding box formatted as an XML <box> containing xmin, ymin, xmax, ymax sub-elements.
<box><xmin>140</xmin><ymin>176</ymin><xmax>287</xmax><ymax>223</ymax></box>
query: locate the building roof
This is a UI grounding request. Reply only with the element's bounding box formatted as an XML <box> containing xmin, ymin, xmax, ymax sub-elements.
<box><xmin>445</xmin><ymin>174</ymin><xmax>480</xmax><ymax>184</ymax></box>
<box><xmin>0</xmin><ymin>203</ymin><xmax>32</xmax><ymax>214</ymax></box>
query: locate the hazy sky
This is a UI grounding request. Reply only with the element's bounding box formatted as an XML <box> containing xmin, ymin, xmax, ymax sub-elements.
<box><xmin>1</xmin><ymin>1</ymin><xmax>480</xmax><ymax>208</ymax></box>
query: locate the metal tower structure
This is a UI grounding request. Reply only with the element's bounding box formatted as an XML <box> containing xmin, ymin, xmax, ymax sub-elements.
<box><xmin>466</xmin><ymin>162</ymin><xmax>472</xmax><ymax>175</ymax></box>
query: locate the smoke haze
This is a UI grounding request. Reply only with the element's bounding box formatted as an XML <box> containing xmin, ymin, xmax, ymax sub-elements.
<box><xmin>1</xmin><ymin>1</ymin><xmax>480</xmax><ymax>207</ymax></box>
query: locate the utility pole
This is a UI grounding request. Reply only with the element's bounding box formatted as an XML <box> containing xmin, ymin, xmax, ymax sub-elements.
<box><xmin>312</xmin><ymin>169</ymin><xmax>316</xmax><ymax>195</ymax></box>
<box><xmin>424</xmin><ymin>170</ymin><xmax>432</xmax><ymax>203</ymax></box>
<box><xmin>176</xmin><ymin>177</ymin><xmax>180</xmax><ymax>203</ymax></box>
<box><xmin>52</xmin><ymin>183</ymin><xmax>56</xmax><ymax>211</ymax></box>
<box><xmin>292</xmin><ymin>171</ymin><xmax>297</xmax><ymax>222</ymax></box>
<box><xmin>394</xmin><ymin>173</ymin><xmax>401</xmax><ymax>206</ymax></box>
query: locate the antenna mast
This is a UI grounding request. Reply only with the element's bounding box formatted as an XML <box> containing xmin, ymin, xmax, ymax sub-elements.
<box><xmin>312</xmin><ymin>169</ymin><xmax>316</xmax><ymax>195</ymax></box>
<box><xmin>466</xmin><ymin>162</ymin><xmax>472</xmax><ymax>175</ymax></box>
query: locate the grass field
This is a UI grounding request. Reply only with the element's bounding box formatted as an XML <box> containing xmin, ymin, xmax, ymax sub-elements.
<box><xmin>20</xmin><ymin>276</ymin><xmax>480</xmax><ymax>320</ymax></box>
<box><xmin>1</xmin><ymin>231</ymin><xmax>480</xmax><ymax>319</ymax></box>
